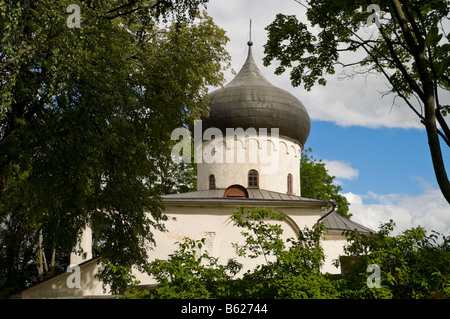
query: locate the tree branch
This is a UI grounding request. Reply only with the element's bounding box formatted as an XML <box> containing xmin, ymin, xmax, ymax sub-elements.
<box><xmin>390</xmin><ymin>0</ymin><xmax>420</xmax><ymax>51</ymax></box>
<box><xmin>104</xmin><ymin>1</ymin><xmax>140</xmax><ymax>15</ymax></box>
<box><xmin>377</xmin><ymin>27</ymin><xmax>425</xmax><ymax>99</ymax></box>
<box><xmin>436</xmin><ymin>109</ymin><xmax>450</xmax><ymax>147</ymax></box>
<box><xmin>402</xmin><ymin>0</ymin><xmax>426</xmax><ymax>48</ymax></box>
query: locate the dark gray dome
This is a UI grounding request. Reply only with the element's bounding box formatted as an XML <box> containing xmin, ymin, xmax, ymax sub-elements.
<box><xmin>202</xmin><ymin>42</ymin><xmax>310</xmax><ymax>147</ymax></box>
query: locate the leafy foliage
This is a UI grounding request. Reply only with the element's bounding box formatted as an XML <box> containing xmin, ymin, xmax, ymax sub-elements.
<box><xmin>141</xmin><ymin>237</ymin><xmax>241</xmax><ymax>299</ymax></box>
<box><xmin>231</xmin><ymin>207</ymin><xmax>286</xmax><ymax>262</ymax></box>
<box><xmin>301</xmin><ymin>148</ymin><xmax>351</xmax><ymax>218</ymax></box>
<box><xmin>264</xmin><ymin>0</ymin><xmax>450</xmax><ymax>204</ymax></box>
<box><xmin>123</xmin><ymin>207</ymin><xmax>450</xmax><ymax>299</ymax></box>
<box><xmin>0</xmin><ymin>1</ymin><xmax>229</xmax><ymax>296</ymax></box>
<box><xmin>339</xmin><ymin>220</ymin><xmax>450</xmax><ymax>299</ymax></box>
<box><xmin>264</xmin><ymin>0</ymin><xmax>449</xmax><ymax>103</ymax></box>
<box><xmin>230</xmin><ymin>208</ymin><xmax>337</xmax><ymax>299</ymax></box>
<box><xmin>124</xmin><ymin>208</ymin><xmax>338</xmax><ymax>299</ymax></box>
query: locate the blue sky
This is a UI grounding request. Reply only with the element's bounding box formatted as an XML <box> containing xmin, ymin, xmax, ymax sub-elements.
<box><xmin>307</xmin><ymin>121</ymin><xmax>448</xmax><ymax>198</ymax></box>
<box><xmin>207</xmin><ymin>0</ymin><xmax>450</xmax><ymax>235</ymax></box>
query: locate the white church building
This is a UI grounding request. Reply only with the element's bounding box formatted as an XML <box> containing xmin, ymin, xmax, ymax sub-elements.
<box><xmin>13</xmin><ymin>39</ymin><xmax>374</xmax><ymax>299</ymax></box>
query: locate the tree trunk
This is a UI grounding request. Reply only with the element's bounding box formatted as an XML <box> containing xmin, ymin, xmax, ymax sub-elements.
<box><xmin>0</xmin><ymin>167</ymin><xmax>4</xmax><ymax>202</ymax></box>
<box><xmin>50</xmin><ymin>248</ymin><xmax>56</xmax><ymax>277</ymax></box>
<box><xmin>423</xmin><ymin>97</ymin><xmax>450</xmax><ymax>204</ymax></box>
<box><xmin>435</xmin><ymin>108</ymin><xmax>450</xmax><ymax>147</ymax></box>
<box><xmin>395</xmin><ymin>0</ymin><xmax>450</xmax><ymax>205</ymax></box>
<box><xmin>37</xmin><ymin>230</ymin><xmax>44</xmax><ymax>282</ymax></box>
<box><xmin>416</xmin><ymin>50</ymin><xmax>450</xmax><ymax>204</ymax></box>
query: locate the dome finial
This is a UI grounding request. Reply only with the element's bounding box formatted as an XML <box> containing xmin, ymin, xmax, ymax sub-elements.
<box><xmin>247</xmin><ymin>19</ymin><xmax>253</xmax><ymax>47</ymax></box>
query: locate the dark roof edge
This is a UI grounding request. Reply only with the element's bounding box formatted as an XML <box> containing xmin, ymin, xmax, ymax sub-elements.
<box><xmin>162</xmin><ymin>188</ymin><xmax>329</xmax><ymax>207</ymax></box>
<box><xmin>320</xmin><ymin>212</ymin><xmax>377</xmax><ymax>235</ymax></box>
<box><xmin>162</xmin><ymin>197</ymin><xmax>328</xmax><ymax>208</ymax></box>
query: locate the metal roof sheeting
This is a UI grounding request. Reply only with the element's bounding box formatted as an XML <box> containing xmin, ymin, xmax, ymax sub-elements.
<box><xmin>320</xmin><ymin>211</ymin><xmax>376</xmax><ymax>234</ymax></box>
<box><xmin>162</xmin><ymin>188</ymin><xmax>326</xmax><ymax>204</ymax></box>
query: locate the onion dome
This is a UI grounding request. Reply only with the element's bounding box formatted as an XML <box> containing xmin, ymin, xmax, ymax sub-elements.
<box><xmin>202</xmin><ymin>41</ymin><xmax>311</xmax><ymax>147</ymax></box>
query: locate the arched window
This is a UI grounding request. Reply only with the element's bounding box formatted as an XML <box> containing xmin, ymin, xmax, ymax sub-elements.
<box><xmin>287</xmin><ymin>174</ymin><xmax>293</xmax><ymax>194</ymax></box>
<box><xmin>224</xmin><ymin>184</ymin><xmax>248</xmax><ymax>198</ymax></box>
<box><xmin>248</xmin><ymin>169</ymin><xmax>259</xmax><ymax>188</ymax></box>
<box><xmin>209</xmin><ymin>174</ymin><xmax>216</xmax><ymax>190</ymax></box>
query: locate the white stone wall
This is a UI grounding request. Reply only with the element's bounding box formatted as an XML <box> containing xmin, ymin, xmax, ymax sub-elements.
<box><xmin>143</xmin><ymin>204</ymin><xmax>322</xmax><ymax>279</ymax></box>
<box><xmin>321</xmin><ymin>233</ymin><xmax>347</xmax><ymax>274</ymax></box>
<box><xmin>19</xmin><ymin>203</ymin><xmax>350</xmax><ymax>298</ymax></box>
<box><xmin>197</xmin><ymin>134</ymin><xmax>302</xmax><ymax>195</ymax></box>
<box><xmin>70</xmin><ymin>227</ymin><xmax>93</xmax><ymax>265</ymax></box>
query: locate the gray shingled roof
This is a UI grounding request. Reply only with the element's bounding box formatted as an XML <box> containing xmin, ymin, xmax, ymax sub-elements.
<box><xmin>162</xmin><ymin>188</ymin><xmax>327</xmax><ymax>204</ymax></box>
<box><xmin>319</xmin><ymin>211</ymin><xmax>375</xmax><ymax>234</ymax></box>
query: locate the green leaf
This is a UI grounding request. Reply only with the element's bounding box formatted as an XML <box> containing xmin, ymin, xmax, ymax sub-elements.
<box><xmin>426</xmin><ymin>25</ymin><xmax>443</xmax><ymax>47</ymax></box>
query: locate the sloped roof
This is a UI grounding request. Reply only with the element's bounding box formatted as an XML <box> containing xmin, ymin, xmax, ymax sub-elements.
<box><xmin>162</xmin><ymin>188</ymin><xmax>328</xmax><ymax>206</ymax></box>
<box><xmin>319</xmin><ymin>211</ymin><xmax>376</xmax><ymax>235</ymax></box>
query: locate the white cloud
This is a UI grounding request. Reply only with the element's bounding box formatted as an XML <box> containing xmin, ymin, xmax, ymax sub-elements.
<box><xmin>205</xmin><ymin>0</ymin><xmax>450</xmax><ymax>237</ymax></box>
<box><xmin>299</xmin><ymin>76</ymin><xmax>424</xmax><ymax>129</ymax></box>
<box><xmin>322</xmin><ymin>160</ymin><xmax>359</xmax><ymax>184</ymax></box>
<box><xmin>345</xmin><ymin>179</ymin><xmax>450</xmax><ymax>237</ymax></box>
<box><xmin>207</xmin><ymin>0</ymin><xmax>450</xmax><ymax>130</ymax></box>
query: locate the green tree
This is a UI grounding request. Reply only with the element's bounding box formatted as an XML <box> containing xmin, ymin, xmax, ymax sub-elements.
<box><xmin>0</xmin><ymin>1</ymin><xmax>229</xmax><ymax>295</ymax></box>
<box><xmin>123</xmin><ymin>207</ymin><xmax>449</xmax><ymax>299</ymax></box>
<box><xmin>127</xmin><ymin>207</ymin><xmax>338</xmax><ymax>299</ymax></box>
<box><xmin>230</xmin><ymin>207</ymin><xmax>338</xmax><ymax>299</ymax></box>
<box><xmin>139</xmin><ymin>237</ymin><xmax>241</xmax><ymax>299</ymax></box>
<box><xmin>339</xmin><ymin>221</ymin><xmax>450</xmax><ymax>299</ymax></box>
<box><xmin>301</xmin><ymin>148</ymin><xmax>351</xmax><ymax>218</ymax></box>
<box><xmin>153</xmin><ymin>144</ymin><xmax>197</xmax><ymax>195</ymax></box>
<box><xmin>264</xmin><ymin>0</ymin><xmax>450</xmax><ymax>204</ymax></box>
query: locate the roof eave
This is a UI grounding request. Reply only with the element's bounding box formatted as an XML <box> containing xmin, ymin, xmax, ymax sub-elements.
<box><xmin>162</xmin><ymin>197</ymin><xmax>329</xmax><ymax>208</ymax></box>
